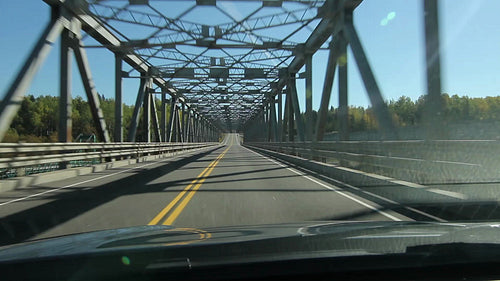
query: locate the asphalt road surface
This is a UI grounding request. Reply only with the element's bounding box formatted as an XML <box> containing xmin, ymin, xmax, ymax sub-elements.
<box><xmin>3</xmin><ymin>133</ymin><xmax>500</xmax><ymax>246</ymax></box>
<box><xmin>0</xmin><ymin>134</ymin><xmax>414</xmax><ymax>245</ymax></box>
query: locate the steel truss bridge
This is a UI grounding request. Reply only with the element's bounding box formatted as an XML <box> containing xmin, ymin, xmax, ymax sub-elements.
<box><xmin>0</xmin><ymin>0</ymin><xmax>444</xmax><ymax>143</ymax></box>
<box><xmin>3</xmin><ymin>1</ymin><xmax>497</xmax><ymax>246</ymax></box>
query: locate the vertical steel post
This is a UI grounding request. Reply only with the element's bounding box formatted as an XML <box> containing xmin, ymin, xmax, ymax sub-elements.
<box><xmin>305</xmin><ymin>54</ymin><xmax>313</xmax><ymax>141</ymax></box>
<box><xmin>338</xmin><ymin>34</ymin><xmax>349</xmax><ymax>141</ymax></box>
<box><xmin>151</xmin><ymin>93</ymin><xmax>161</xmax><ymax>142</ymax></box>
<box><xmin>277</xmin><ymin>91</ymin><xmax>283</xmax><ymax>141</ymax></box>
<box><xmin>266</xmin><ymin>101</ymin><xmax>271</xmax><ymax>141</ymax></box>
<box><xmin>282</xmin><ymin>91</ymin><xmax>289</xmax><ymax>141</ymax></box>
<box><xmin>167</xmin><ymin>97</ymin><xmax>176</xmax><ymax>142</ymax></box>
<box><xmin>193</xmin><ymin>113</ymin><xmax>198</xmax><ymax>142</ymax></box>
<box><xmin>185</xmin><ymin>109</ymin><xmax>191</xmax><ymax>142</ymax></box>
<box><xmin>176</xmin><ymin>105</ymin><xmax>182</xmax><ymax>142</ymax></box>
<box><xmin>270</xmin><ymin>97</ymin><xmax>278</xmax><ymax>142</ymax></box>
<box><xmin>424</xmin><ymin>0</ymin><xmax>446</xmax><ymax>139</ymax></box>
<box><xmin>59</xmin><ymin>29</ymin><xmax>73</xmax><ymax>142</ymax></box>
<box><xmin>114</xmin><ymin>53</ymin><xmax>123</xmax><ymax>142</ymax></box>
<box><xmin>287</xmin><ymin>86</ymin><xmax>295</xmax><ymax>142</ymax></box>
<box><xmin>143</xmin><ymin>85</ymin><xmax>151</xmax><ymax>142</ymax></box>
<box><xmin>160</xmin><ymin>90</ymin><xmax>167</xmax><ymax>142</ymax></box>
<box><xmin>181</xmin><ymin>103</ymin><xmax>186</xmax><ymax>142</ymax></box>
<box><xmin>200</xmin><ymin>118</ymin><xmax>205</xmax><ymax>142</ymax></box>
<box><xmin>289</xmin><ymin>75</ymin><xmax>305</xmax><ymax>141</ymax></box>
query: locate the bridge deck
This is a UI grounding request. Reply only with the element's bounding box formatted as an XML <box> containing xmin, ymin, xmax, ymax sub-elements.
<box><xmin>1</xmin><ymin>134</ymin><xmax>409</xmax><ymax>245</ymax></box>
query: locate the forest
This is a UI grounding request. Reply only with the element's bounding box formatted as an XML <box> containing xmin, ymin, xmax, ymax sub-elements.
<box><xmin>3</xmin><ymin>93</ymin><xmax>500</xmax><ymax>142</ymax></box>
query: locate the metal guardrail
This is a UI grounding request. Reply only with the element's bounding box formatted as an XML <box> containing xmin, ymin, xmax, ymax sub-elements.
<box><xmin>0</xmin><ymin>142</ymin><xmax>219</xmax><ymax>179</ymax></box>
<box><xmin>245</xmin><ymin>141</ymin><xmax>500</xmax><ymax>184</ymax></box>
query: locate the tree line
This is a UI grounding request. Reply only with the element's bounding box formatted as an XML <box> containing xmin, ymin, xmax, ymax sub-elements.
<box><xmin>3</xmin><ymin>95</ymin><xmax>153</xmax><ymax>142</ymax></box>
<box><xmin>319</xmin><ymin>94</ymin><xmax>500</xmax><ymax>133</ymax></box>
<box><xmin>3</xmin><ymin>93</ymin><xmax>500</xmax><ymax>142</ymax></box>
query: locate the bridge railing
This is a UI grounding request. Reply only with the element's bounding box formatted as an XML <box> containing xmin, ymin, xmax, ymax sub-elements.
<box><xmin>0</xmin><ymin>142</ymin><xmax>219</xmax><ymax>179</ymax></box>
<box><xmin>245</xmin><ymin>141</ymin><xmax>500</xmax><ymax>184</ymax></box>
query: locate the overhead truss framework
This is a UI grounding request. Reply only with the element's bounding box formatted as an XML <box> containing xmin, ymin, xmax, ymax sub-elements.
<box><xmin>81</xmin><ymin>0</ymin><xmax>329</xmax><ymax>131</ymax></box>
<box><xmin>0</xmin><ymin>0</ymin><xmax>443</xmax><ymax>143</ymax></box>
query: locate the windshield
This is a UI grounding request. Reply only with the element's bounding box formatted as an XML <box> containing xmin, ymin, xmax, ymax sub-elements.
<box><xmin>1</xmin><ymin>0</ymin><xmax>500</xmax><ymax>263</ymax></box>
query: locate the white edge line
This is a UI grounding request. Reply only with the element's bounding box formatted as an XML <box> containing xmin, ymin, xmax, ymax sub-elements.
<box><xmin>243</xmin><ymin>145</ymin><xmax>448</xmax><ymax>223</ymax></box>
<box><xmin>241</xmin><ymin>146</ymin><xmax>402</xmax><ymax>222</ymax></box>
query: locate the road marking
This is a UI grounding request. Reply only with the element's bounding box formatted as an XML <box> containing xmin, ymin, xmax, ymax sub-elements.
<box><xmin>163</xmin><ymin>150</ymin><xmax>228</xmax><ymax>225</ymax></box>
<box><xmin>0</xmin><ymin>149</ymin><xmax>212</xmax><ymax>207</ymax></box>
<box><xmin>246</xmin><ymin>146</ymin><xmax>448</xmax><ymax>222</ymax></box>
<box><xmin>242</xmin><ymin>145</ymin><xmax>440</xmax><ymax>222</ymax></box>
<box><xmin>148</xmin><ymin>146</ymin><xmax>230</xmax><ymax>225</ymax></box>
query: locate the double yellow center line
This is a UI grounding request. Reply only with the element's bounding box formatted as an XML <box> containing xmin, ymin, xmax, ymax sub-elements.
<box><xmin>148</xmin><ymin>146</ymin><xmax>230</xmax><ymax>225</ymax></box>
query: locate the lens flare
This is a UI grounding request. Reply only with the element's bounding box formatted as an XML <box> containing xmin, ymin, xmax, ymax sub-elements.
<box><xmin>121</xmin><ymin>256</ymin><xmax>131</xmax><ymax>266</ymax></box>
<box><xmin>387</xmin><ymin>11</ymin><xmax>396</xmax><ymax>20</ymax></box>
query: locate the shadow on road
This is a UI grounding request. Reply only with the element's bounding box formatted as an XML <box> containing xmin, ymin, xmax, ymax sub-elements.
<box><xmin>0</xmin><ymin>146</ymin><xmax>223</xmax><ymax>246</ymax></box>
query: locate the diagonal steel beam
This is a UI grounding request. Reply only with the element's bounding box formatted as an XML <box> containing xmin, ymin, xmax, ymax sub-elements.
<box><xmin>128</xmin><ymin>76</ymin><xmax>147</xmax><ymax>141</ymax></box>
<box><xmin>72</xmin><ymin>37</ymin><xmax>111</xmax><ymax>143</ymax></box>
<box><xmin>315</xmin><ymin>36</ymin><xmax>341</xmax><ymax>141</ymax></box>
<box><xmin>344</xmin><ymin>15</ymin><xmax>396</xmax><ymax>139</ymax></box>
<box><xmin>0</xmin><ymin>13</ymin><xmax>64</xmax><ymax>141</ymax></box>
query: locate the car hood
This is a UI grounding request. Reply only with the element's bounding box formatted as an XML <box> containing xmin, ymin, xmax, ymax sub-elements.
<box><xmin>1</xmin><ymin>221</ymin><xmax>500</xmax><ymax>262</ymax></box>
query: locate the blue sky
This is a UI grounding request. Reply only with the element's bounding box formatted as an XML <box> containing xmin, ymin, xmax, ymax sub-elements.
<box><xmin>1</xmin><ymin>0</ymin><xmax>499</xmax><ymax>110</ymax></box>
